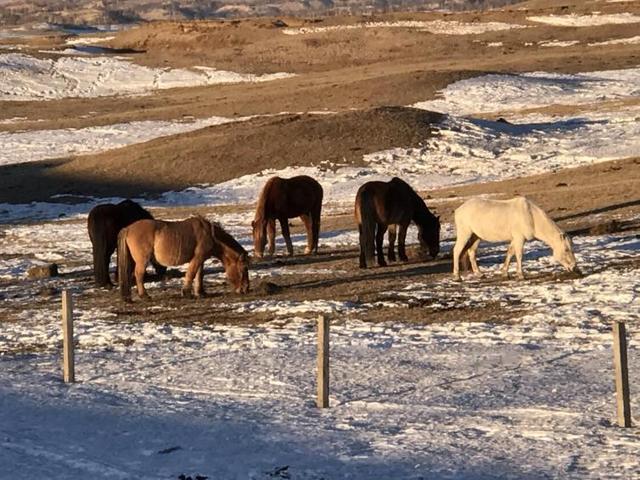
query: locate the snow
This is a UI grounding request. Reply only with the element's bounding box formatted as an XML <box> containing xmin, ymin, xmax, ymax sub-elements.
<box><xmin>1</xmin><ymin>57</ymin><xmax>640</xmax><ymax>478</ymax></box>
<box><xmin>282</xmin><ymin>20</ymin><xmax>526</xmax><ymax>35</ymax></box>
<box><xmin>528</xmin><ymin>13</ymin><xmax>640</xmax><ymax>27</ymax></box>
<box><xmin>538</xmin><ymin>40</ymin><xmax>580</xmax><ymax>47</ymax></box>
<box><xmin>0</xmin><ymin>53</ymin><xmax>294</xmax><ymax>101</ymax></box>
<box><xmin>0</xmin><ymin>115</ymin><xmax>238</xmax><ymax>167</ymax></box>
<box><xmin>1</xmin><ymin>231</ymin><xmax>639</xmax><ymax>478</ymax></box>
<box><xmin>65</xmin><ymin>36</ymin><xmax>116</xmax><ymax>45</ymax></box>
<box><xmin>589</xmin><ymin>35</ymin><xmax>640</xmax><ymax>46</ymax></box>
<box><xmin>413</xmin><ymin>67</ymin><xmax>640</xmax><ymax>116</ymax></box>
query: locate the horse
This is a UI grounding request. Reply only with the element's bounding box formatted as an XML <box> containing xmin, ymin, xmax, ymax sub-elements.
<box><xmin>252</xmin><ymin>175</ymin><xmax>323</xmax><ymax>258</ymax></box>
<box><xmin>117</xmin><ymin>216</ymin><xmax>249</xmax><ymax>301</ymax></box>
<box><xmin>452</xmin><ymin>196</ymin><xmax>578</xmax><ymax>281</ymax></box>
<box><xmin>354</xmin><ymin>177</ymin><xmax>440</xmax><ymax>268</ymax></box>
<box><xmin>87</xmin><ymin>199</ymin><xmax>166</xmax><ymax>288</ymax></box>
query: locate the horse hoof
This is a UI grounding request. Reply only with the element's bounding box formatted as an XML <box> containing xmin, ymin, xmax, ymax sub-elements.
<box><xmin>452</xmin><ymin>274</ymin><xmax>462</xmax><ymax>282</ymax></box>
<box><xmin>399</xmin><ymin>256</ymin><xmax>408</xmax><ymax>262</ymax></box>
<box><xmin>181</xmin><ymin>290</ymin><xmax>193</xmax><ymax>299</ymax></box>
<box><xmin>139</xmin><ymin>294</ymin><xmax>151</xmax><ymax>301</ymax></box>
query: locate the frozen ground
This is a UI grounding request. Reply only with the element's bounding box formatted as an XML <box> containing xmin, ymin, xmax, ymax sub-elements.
<box><xmin>1</xmin><ymin>37</ymin><xmax>640</xmax><ymax>478</ymax></box>
<box><xmin>0</xmin><ymin>53</ymin><xmax>294</xmax><ymax>101</ymax></box>
<box><xmin>527</xmin><ymin>13</ymin><xmax>640</xmax><ymax>27</ymax></box>
<box><xmin>0</xmin><ymin>231</ymin><xmax>639</xmax><ymax>479</ymax></box>
<box><xmin>282</xmin><ymin>20</ymin><xmax>526</xmax><ymax>36</ymax></box>
<box><xmin>1</xmin><ymin>65</ymin><xmax>638</xmax><ymax>221</ymax></box>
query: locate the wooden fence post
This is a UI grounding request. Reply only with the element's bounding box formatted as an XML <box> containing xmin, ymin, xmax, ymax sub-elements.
<box><xmin>317</xmin><ymin>315</ymin><xmax>329</xmax><ymax>408</ymax></box>
<box><xmin>612</xmin><ymin>321</ymin><xmax>631</xmax><ymax>427</ymax></box>
<box><xmin>62</xmin><ymin>290</ymin><xmax>75</xmax><ymax>383</ymax></box>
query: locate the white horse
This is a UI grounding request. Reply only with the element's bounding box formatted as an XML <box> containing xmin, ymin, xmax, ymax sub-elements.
<box><xmin>452</xmin><ymin>196</ymin><xmax>578</xmax><ymax>280</ymax></box>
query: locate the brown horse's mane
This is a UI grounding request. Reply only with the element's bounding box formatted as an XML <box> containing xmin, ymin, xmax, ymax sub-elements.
<box><xmin>254</xmin><ymin>177</ymin><xmax>278</xmax><ymax>223</ymax></box>
<box><xmin>212</xmin><ymin>221</ymin><xmax>247</xmax><ymax>257</ymax></box>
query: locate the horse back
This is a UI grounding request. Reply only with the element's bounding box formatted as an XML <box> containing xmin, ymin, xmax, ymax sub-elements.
<box><xmin>455</xmin><ymin>197</ymin><xmax>535</xmax><ymax>242</ymax></box>
<box><xmin>263</xmin><ymin>175</ymin><xmax>323</xmax><ymax>218</ymax></box>
<box><xmin>153</xmin><ymin>217</ymin><xmax>214</xmax><ymax>266</ymax></box>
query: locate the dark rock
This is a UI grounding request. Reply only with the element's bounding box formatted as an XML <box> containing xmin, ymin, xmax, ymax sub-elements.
<box><xmin>27</xmin><ymin>263</ymin><xmax>59</xmax><ymax>279</ymax></box>
<box><xmin>255</xmin><ymin>281</ymin><xmax>283</xmax><ymax>295</ymax></box>
<box><xmin>272</xmin><ymin>19</ymin><xmax>288</xmax><ymax>28</ymax></box>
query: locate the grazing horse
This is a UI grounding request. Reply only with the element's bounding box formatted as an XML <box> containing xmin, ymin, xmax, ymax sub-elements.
<box><xmin>118</xmin><ymin>216</ymin><xmax>249</xmax><ymax>301</ymax></box>
<box><xmin>355</xmin><ymin>177</ymin><xmax>440</xmax><ymax>268</ymax></box>
<box><xmin>252</xmin><ymin>175</ymin><xmax>323</xmax><ymax>258</ymax></box>
<box><xmin>87</xmin><ymin>199</ymin><xmax>166</xmax><ymax>288</ymax></box>
<box><xmin>452</xmin><ymin>196</ymin><xmax>578</xmax><ymax>281</ymax></box>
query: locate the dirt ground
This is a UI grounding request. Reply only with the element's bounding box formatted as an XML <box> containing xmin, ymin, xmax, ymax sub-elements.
<box><xmin>1</xmin><ymin>0</ymin><xmax>639</xmax><ymax>342</ymax></box>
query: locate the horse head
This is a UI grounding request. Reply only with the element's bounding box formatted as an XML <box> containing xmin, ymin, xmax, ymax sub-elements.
<box><xmin>553</xmin><ymin>232</ymin><xmax>578</xmax><ymax>272</ymax></box>
<box><xmin>251</xmin><ymin>219</ymin><xmax>267</xmax><ymax>258</ymax></box>
<box><xmin>226</xmin><ymin>252</ymin><xmax>250</xmax><ymax>294</ymax></box>
<box><xmin>418</xmin><ymin>215</ymin><xmax>441</xmax><ymax>259</ymax></box>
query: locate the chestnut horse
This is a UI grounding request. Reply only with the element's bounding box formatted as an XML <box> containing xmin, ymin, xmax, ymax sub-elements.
<box><xmin>355</xmin><ymin>177</ymin><xmax>440</xmax><ymax>268</ymax></box>
<box><xmin>118</xmin><ymin>216</ymin><xmax>249</xmax><ymax>301</ymax></box>
<box><xmin>252</xmin><ymin>175</ymin><xmax>323</xmax><ymax>258</ymax></box>
<box><xmin>87</xmin><ymin>199</ymin><xmax>166</xmax><ymax>288</ymax></box>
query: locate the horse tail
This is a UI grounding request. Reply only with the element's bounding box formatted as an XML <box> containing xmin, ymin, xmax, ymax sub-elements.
<box><xmin>117</xmin><ymin>228</ymin><xmax>133</xmax><ymax>301</ymax></box>
<box><xmin>88</xmin><ymin>215</ymin><xmax>110</xmax><ymax>287</ymax></box>
<box><xmin>357</xmin><ymin>188</ymin><xmax>376</xmax><ymax>266</ymax></box>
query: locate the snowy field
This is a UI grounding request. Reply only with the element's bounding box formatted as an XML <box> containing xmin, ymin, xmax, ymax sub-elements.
<box><xmin>2</xmin><ymin>23</ymin><xmax>640</xmax><ymax>479</ymax></box>
<box><xmin>0</xmin><ymin>53</ymin><xmax>294</xmax><ymax>101</ymax></box>
<box><xmin>282</xmin><ymin>20</ymin><xmax>526</xmax><ymax>36</ymax></box>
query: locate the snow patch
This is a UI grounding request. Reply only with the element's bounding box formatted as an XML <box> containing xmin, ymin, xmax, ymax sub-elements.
<box><xmin>528</xmin><ymin>13</ymin><xmax>640</xmax><ymax>27</ymax></box>
<box><xmin>0</xmin><ymin>53</ymin><xmax>294</xmax><ymax>101</ymax></box>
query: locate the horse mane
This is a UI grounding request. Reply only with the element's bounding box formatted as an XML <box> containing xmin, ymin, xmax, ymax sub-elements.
<box><xmin>254</xmin><ymin>177</ymin><xmax>278</xmax><ymax>222</ymax></box>
<box><xmin>526</xmin><ymin>198</ymin><xmax>564</xmax><ymax>237</ymax></box>
<box><xmin>409</xmin><ymin>186</ymin><xmax>438</xmax><ymax>227</ymax></box>
<box><xmin>212</xmin><ymin>221</ymin><xmax>247</xmax><ymax>256</ymax></box>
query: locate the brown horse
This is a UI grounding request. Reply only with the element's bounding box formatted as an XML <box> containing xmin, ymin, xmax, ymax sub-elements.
<box><xmin>87</xmin><ymin>199</ymin><xmax>166</xmax><ymax>288</ymax></box>
<box><xmin>355</xmin><ymin>177</ymin><xmax>440</xmax><ymax>268</ymax></box>
<box><xmin>252</xmin><ymin>175</ymin><xmax>323</xmax><ymax>258</ymax></box>
<box><xmin>118</xmin><ymin>216</ymin><xmax>249</xmax><ymax>301</ymax></box>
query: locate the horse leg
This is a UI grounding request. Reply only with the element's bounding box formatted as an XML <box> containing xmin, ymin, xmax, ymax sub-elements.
<box><xmin>376</xmin><ymin>223</ymin><xmax>388</xmax><ymax>267</ymax></box>
<box><xmin>452</xmin><ymin>229</ymin><xmax>472</xmax><ymax>281</ymax></box>
<box><xmin>358</xmin><ymin>224</ymin><xmax>367</xmax><ymax>268</ymax></box>
<box><xmin>387</xmin><ymin>225</ymin><xmax>397</xmax><ymax>262</ymax></box>
<box><xmin>467</xmin><ymin>236</ymin><xmax>483</xmax><ymax>277</ymax></box>
<box><xmin>182</xmin><ymin>258</ymin><xmax>199</xmax><ymax>298</ymax></box>
<box><xmin>513</xmin><ymin>238</ymin><xmax>526</xmax><ymax>280</ymax></box>
<box><xmin>194</xmin><ymin>263</ymin><xmax>205</xmax><ymax>298</ymax></box>
<box><xmin>501</xmin><ymin>243</ymin><xmax>515</xmax><ymax>278</ymax></box>
<box><xmin>280</xmin><ymin>217</ymin><xmax>294</xmax><ymax>256</ymax></box>
<box><xmin>134</xmin><ymin>260</ymin><xmax>150</xmax><ymax>300</ymax></box>
<box><xmin>266</xmin><ymin>219</ymin><xmax>276</xmax><ymax>257</ymax></box>
<box><xmin>311</xmin><ymin>207</ymin><xmax>321</xmax><ymax>254</ymax></box>
<box><xmin>301</xmin><ymin>214</ymin><xmax>313</xmax><ymax>255</ymax></box>
<box><xmin>398</xmin><ymin>223</ymin><xmax>409</xmax><ymax>262</ymax></box>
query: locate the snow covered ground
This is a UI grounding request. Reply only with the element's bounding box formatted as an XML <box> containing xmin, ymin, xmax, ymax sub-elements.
<box><xmin>1</xmin><ymin>231</ymin><xmax>639</xmax><ymax>479</ymax></box>
<box><xmin>1</xmin><ymin>41</ymin><xmax>640</xmax><ymax>478</ymax></box>
<box><xmin>528</xmin><ymin>13</ymin><xmax>640</xmax><ymax>27</ymax></box>
<box><xmin>282</xmin><ymin>20</ymin><xmax>526</xmax><ymax>36</ymax></box>
<box><xmin>0</xmin><ymin>53</ymin><xmax>294</xmax><ymax>101</ymax></box>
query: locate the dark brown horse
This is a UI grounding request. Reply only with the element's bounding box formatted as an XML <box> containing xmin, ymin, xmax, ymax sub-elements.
<box><xmin>252</xmin><ymin>175</ymin><xmax>323</xmax><ymax>258</ymax></box>
<box><xmin>87</xmin><ymin>199</ymin><xmax>165</xmax><ymax>288</ymax></box>
<box><xmin>118</xmin><ymin>216</ymin><xmax>249</xmax><ymax>301</ymax></box>
<box><xmin>355</xmin><ymin>177</ymin><xmax>440</xmax><ymax>268</ymax></box>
